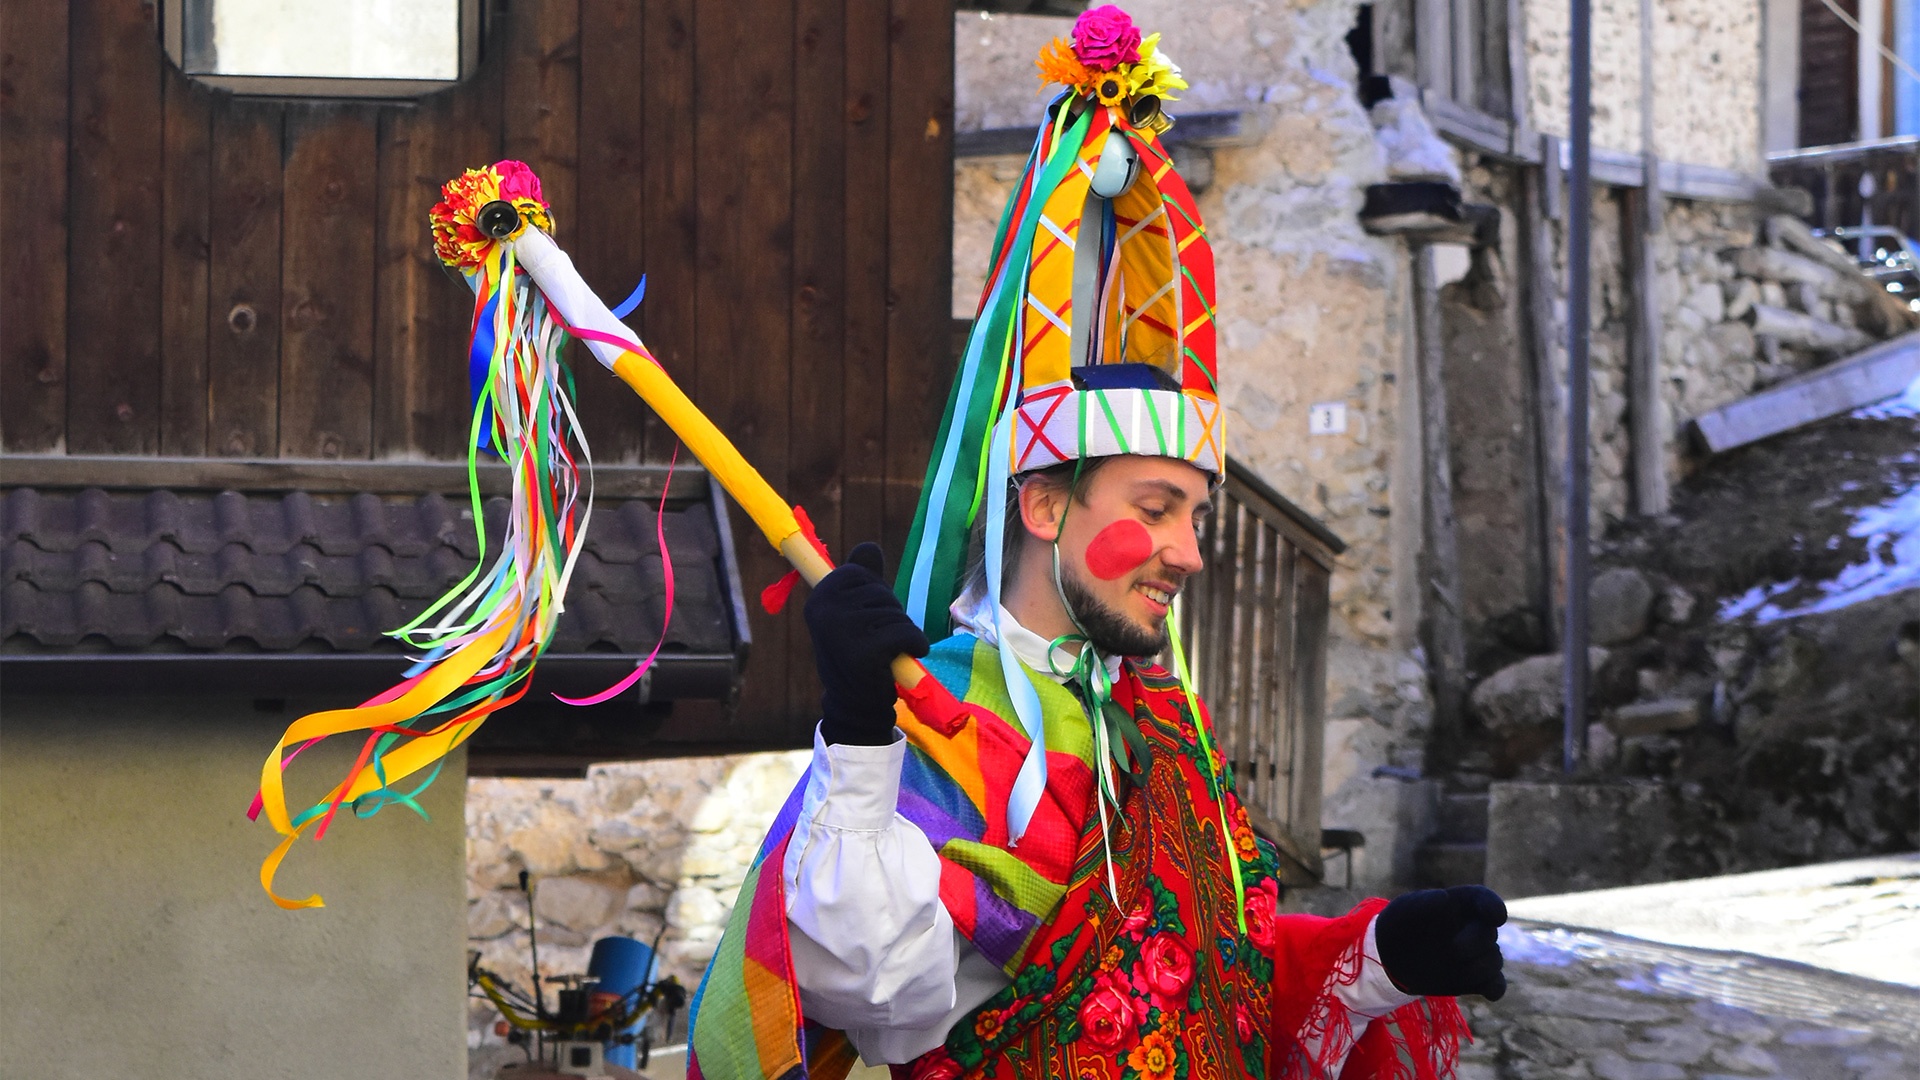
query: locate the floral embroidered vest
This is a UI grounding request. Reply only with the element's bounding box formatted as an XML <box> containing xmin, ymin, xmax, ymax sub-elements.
<box><xmin>895</xmin><ymin>656</ymin><xmax>1467</xmax><ymax>1080</ymax></box>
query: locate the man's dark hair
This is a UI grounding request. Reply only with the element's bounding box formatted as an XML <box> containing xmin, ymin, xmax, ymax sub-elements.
<box><xmin>956</xmin><ymin>457</ymin><xmax>1111</xmax><ymax>601</ymax></box>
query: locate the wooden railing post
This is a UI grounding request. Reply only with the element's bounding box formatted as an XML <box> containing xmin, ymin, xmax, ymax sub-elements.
<box><xmin>1179</xmin><ymin>459</ymin><xmax>1344</xmax><ymax>886</ymax></box>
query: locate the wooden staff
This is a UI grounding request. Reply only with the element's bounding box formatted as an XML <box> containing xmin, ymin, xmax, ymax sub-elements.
<box><xmin>500</xmin><ymin>209</ymin><xmax>928</xmax><ymax>691</ymax></box>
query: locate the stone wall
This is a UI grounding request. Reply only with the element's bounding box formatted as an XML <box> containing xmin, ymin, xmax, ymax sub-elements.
<box><xmin>1521</xmin><ymin>0</ymin><xmax>1764</xmax><ymax>174</ymax></box>
<box><xmin>1440</xmin><ymin>142</ymin><xmax>1915</xmax><ymax>677</ymax></box>
<box><xmin>1649</xmin><ymin>199</ymin><xmax>1762</xmax><ymax>488</ymax></box>
<box><xmin>465</xmin><ymin>752</ymin><xmax>809</xmax><ymax>1070</ymax></box>
<box><xmin>1532</xmin><ymin>171</ymin><xmax>1638</xmax><ymax>536</ymax></box>
<box><xmin>1530</xmin><ymin>185</ymin><xmax>1907</xmax><ymax>538</ymax></box>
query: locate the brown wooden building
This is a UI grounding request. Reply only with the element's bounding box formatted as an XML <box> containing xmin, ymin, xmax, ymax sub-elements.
<box><xmin>2</xmin><ymin>0</ymin><xmax>959</xmax><ymax>757</ymax></box>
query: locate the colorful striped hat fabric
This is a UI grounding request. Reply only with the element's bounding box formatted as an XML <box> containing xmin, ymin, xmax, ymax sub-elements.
<box><xmin>897</xmin><ymin>9</ymin><xmax>1220</xmax><ymax>647</ymax></box>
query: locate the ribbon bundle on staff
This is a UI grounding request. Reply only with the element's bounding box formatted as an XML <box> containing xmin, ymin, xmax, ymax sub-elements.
<box><xmin>251</xmin><ymin>162</ymin><xmax>603</xmax><ymax>909</ymax></box>
<box><xmin>253</xmin><ymin>159</ymin><xmax>931</xmax><ymax>909</ymax></box>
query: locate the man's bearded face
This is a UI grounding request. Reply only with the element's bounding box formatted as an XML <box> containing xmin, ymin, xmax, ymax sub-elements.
<box><xmin>1047</xmin><ymin>456</ymin><xmax>1212</xmax><ymax>657</ymax></box>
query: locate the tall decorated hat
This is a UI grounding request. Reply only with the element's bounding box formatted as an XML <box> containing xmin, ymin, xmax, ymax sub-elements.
<box><xmin>898</xmin><ymin>4</ymin><xmax>1220</xmax><ymax>640</ymax></box>
<box><xmin>892</xmin><ymin>6</ymin><xmax>1223</xmax><ymax>848</ymax></box>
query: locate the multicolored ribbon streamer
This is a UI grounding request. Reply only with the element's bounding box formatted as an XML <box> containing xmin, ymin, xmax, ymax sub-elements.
<box><xmin>252</xmin><ymin>162</ymin><xmax>605</xmax><ymax>909</ymax></box>
<box><xmin>553</xmin><ymin>445</ymin><xmax>680</xmax><ymax>707</ymax></box>
<box><xmin>256</xmin><ymin>159</ymin><xmax>928</xmax><ymax>910</ymax></box>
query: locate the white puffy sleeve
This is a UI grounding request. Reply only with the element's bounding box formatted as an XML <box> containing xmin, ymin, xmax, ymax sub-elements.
<box><xmin>782</xmin><ymin>726</ymin><xmax>961</xmax><ymax>1035</ymax></box>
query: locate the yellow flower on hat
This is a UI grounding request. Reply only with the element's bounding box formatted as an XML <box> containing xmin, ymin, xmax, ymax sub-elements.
<box><xmin>1122</xmin><ymin>34</ymin><xmax>1188</xmax><ymax>101</ymax></box>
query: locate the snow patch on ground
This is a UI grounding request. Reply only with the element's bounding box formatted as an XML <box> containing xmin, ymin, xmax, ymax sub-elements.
<box><xmin>1853</xmin><ymin>372</ymin><xmax>1920</xmax><ymax>421</ymax></box>
<box><xmin>1719</xmin><ymin>482</ymin><xmax>1919</xmax><ymax>623</ymax></box>
<box><xmin>1718</xmin><ymin>576</ymin><xmax>1802</xmax><ymax>621</ymax></box>
<box><xmin>1719</xmin><ymin>377</ymin><xmax>1920</xmax><ymax>624</ymax></box>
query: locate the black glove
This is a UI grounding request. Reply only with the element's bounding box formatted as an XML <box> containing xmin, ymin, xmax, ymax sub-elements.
<box><xmin>804</xmin><ymin>542</ymin><xmax>930</xmax><ymax>746</ymax></box>
<box><xmin>1375</xmin><ymin>885</ymin><xmax>1508</xmax><ymax>1001</ymax></box>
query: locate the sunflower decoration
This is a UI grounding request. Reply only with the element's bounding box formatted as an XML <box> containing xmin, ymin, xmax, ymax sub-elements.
<box><xmin>429</xmin><ymin>159</ymin><xmax>555</xmax><ymax>271</ymax></box>
<box><xmin>1033</xmin><ymin>5</ymin><xmax>1186</xmax><ymax>129</ymax></box>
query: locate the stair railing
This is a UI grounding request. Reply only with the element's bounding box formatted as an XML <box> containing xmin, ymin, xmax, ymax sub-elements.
<box><xmin>1174</xmin><ymin>459</ymin><xmax>1345</xmax><ymax>886</ymax></box>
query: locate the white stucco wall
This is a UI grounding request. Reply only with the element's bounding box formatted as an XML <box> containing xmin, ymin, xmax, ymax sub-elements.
<box><xmin>1522</xmin><ymin>0</ymin><xmax>1764</xmax><ymax>174</ymax></box>
<box><xmin>0</xmin><ymin>696</ymin><xmax>468</xmax><ymax>1079</ymax></box>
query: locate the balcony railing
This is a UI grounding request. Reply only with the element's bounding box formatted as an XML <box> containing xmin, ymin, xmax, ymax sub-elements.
<box><xmin>1175</xmin><ymin>459</ymin><xmax>1345</xmax><ymax>886</ymax></box>
<box><xmin>1770</xmin><ymin>137</ymin><xmax>1920</xmax><ymax>244</ymax></box>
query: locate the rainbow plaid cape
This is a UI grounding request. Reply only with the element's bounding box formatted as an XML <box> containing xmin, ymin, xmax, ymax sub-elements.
<box><xmin>686</xmin><ymin>632</ymin><xmax>1108</xmax><ymax>1080</ymax></box>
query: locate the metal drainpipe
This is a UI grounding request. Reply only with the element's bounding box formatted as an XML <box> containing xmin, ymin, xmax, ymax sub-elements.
<box><xmin>1565</xmin><ymin>0</ymin><xmax>1593</xmax><ymax>775</ymax></box>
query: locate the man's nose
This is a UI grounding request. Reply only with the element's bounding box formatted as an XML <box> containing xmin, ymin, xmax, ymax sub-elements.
<box><xmin>1160</xmin><ymin>521</ymin><xmax>1204</xmax><ymax>576</ymax></box>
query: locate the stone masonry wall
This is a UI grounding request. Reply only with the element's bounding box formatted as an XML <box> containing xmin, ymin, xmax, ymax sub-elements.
<box><xmin>465</xmin><ymin>752</ymin><xmax>808</xmax><ymax>1067</ymax></box>
<box><xmin>1447</xmin><ymin>142</ymin><xmax>1911</xmax><ymax>656</ymax></box>
<box><xmin>1649</xmin><ymin>199</ymin><xmax>1762</xmax><ymax>485</ymax></box>
<box><xmin>1518</xmin><ymin>173</ymin><xmax>1906</xmax><ymax>538</ymax></box>
<box><xmin>956</xmin><ymin>3</ymin><xmax>1435</xmax><ymax>889</ymax></box>
<box><xmin>1522</xmin><ymin>0</ymin><xmax>1763</xmax><ymax>175</ymax></box>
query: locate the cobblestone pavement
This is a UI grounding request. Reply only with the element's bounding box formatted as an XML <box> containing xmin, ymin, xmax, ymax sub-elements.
<box><xmin>1456</xmin><ymin>857</ymin><xmax>1920</xmax><ymax>1080</ymax></box>
<box><xmin>1457</xmin><ymin>920</ymin><xmax>1920</xmax><ymax>1080</ymax></box>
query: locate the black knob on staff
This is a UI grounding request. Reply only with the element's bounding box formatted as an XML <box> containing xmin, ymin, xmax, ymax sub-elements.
<box><xmin>477</xmin><ymin>200</ymin><xmax>522</xmax><ymax>240</ymax></box>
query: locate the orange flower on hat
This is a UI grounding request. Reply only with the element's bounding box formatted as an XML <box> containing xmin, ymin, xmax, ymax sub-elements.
<box><xmin>1036</xmin><ymin>36</ymin><xmax>1095</xmax><ymax>92</ymax></box>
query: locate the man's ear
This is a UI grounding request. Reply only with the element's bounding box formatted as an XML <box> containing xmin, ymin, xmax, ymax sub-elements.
<box><xmin>1018</xmin><ymin>479</ymin><xmax>1065</xmax><ymax>544</ymax></box>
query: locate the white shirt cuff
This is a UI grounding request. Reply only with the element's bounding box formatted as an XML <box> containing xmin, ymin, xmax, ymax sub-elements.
<box><xmin>803</xmin><ymin>722</ymin><xmax>907</xmax><ymax>831</ymax></box>
<box><xmin>1337</xmin><ymin>917</ymin><xmax>1421</xmax><ymax>1019</ymax></box>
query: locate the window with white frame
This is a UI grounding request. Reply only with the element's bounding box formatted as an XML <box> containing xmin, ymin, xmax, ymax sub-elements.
<box><xmin>162</xmin><ymin>0</ymin><xmax>482</xmax><ymax>98</ymax></box>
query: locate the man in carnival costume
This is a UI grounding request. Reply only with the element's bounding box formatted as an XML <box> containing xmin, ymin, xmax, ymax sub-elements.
<box><xmin>688</xmin><ymin>9</ymin><xmax>1507</xmax><ymax>1079</ymax></box>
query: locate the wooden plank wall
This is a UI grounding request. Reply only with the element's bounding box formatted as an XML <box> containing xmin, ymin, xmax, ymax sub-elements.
<box><xmin>0</xmin><ymin>0</ymin><xmax>957</xmax><ymax>750</ymax></box>
<box><xmin>1798</xmin><ymin>0</ymin><xmax>1859</xmax><ymax>147</ymax></box>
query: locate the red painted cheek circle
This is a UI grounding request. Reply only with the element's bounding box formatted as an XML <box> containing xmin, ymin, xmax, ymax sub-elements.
<box><xmin>1084</xmin><ymin>519</ymin><xmax>1155</xmax><ymax>580</ymax></box>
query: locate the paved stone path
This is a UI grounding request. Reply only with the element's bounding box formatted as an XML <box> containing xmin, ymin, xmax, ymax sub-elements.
<box><xmin>1459</xmin><ymin>856</ymin><xmax>1920</xmax><ymax>1080</ymax></box>
<box><xmin>1503</xmin><ymin>855</ymin><xmax>1920</xmax><ymax>987</ymax></box>
<box><xmin>1459</xmin><ymin>922</ymin><xmax>1918</xmax><ymax>1080</ymax></box>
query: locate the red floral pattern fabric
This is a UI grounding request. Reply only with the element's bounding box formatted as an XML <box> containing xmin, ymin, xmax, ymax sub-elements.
<box><xmin>891</xmin><ymin>663</ymin><xmax>1467</xmax><ymax>1080</ymax></box>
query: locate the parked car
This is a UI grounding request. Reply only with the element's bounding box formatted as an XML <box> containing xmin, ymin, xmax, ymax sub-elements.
<box><xmin>1828</xmin><ymin>225</ymin><xmax>1920</xmax><ymax>312</ymax></box>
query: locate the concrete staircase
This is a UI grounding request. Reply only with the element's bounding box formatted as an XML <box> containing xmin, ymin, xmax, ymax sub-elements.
<box><xmin>1413</xmin><ymin>791</ymin><xmax>1489</xmax><ymax>887</ymax></box>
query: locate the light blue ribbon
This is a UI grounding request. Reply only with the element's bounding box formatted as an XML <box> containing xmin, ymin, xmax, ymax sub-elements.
<box><xmin>984</xmin><ymin>404</ymin><xmax>1049</xmax><ymax>843</ymax></box>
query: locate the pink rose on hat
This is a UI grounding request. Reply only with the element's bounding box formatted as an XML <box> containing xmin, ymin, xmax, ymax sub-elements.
<box><xmin>1071</xmin><ymin>5</ymin><xmax>1142</xmax><ymax>71</ymax></box>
